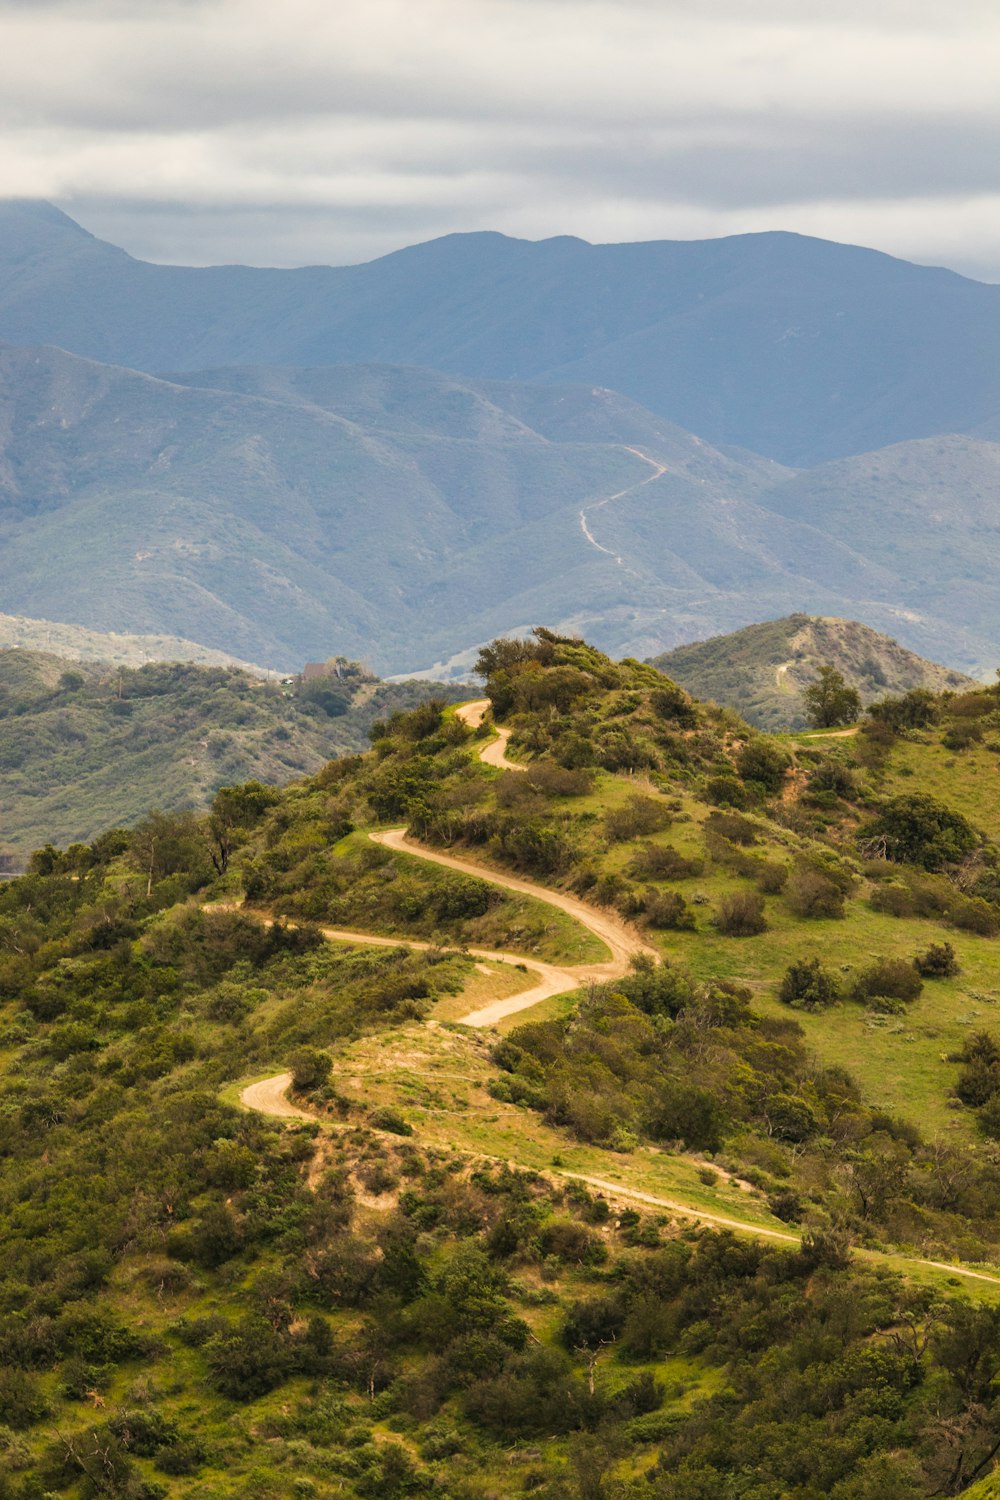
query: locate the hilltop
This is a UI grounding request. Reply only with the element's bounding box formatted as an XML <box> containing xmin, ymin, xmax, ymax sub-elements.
<box><xmin>4</xmin><ymin>199</ymin><xmax>1000</xmax><ymax>465</ymax></box>
<box><xmin>652</xmin><ymin>614</ymin><xmax>979</xmax><ymax>730</ymax></box>
<box><xmin>0</xmin><ymin>650</ymin><xmax>460</xmax><ymax>862</ymax></box>
<box><xmin>4</xmin><ymin>629</ymin><xmax>1000</xmax><ymax>1494</ymax></box>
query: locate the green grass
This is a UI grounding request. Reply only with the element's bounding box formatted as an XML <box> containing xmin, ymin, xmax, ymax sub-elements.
<box><xmin>331</xmin><ymin>829</ymin><xmax>608</xmax><ymax>966</ymax></box>
<box><xmin>883</xmin><ymin>732</ymin><xmax>1000</xmax><ymax>842</ymax></box>
<box><xmin>656</xmin><ymin>888</ymin><xmax>999</xmax><ymax>1134</ymax></box>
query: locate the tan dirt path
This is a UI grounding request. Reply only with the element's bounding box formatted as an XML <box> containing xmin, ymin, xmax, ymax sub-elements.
<box><xmin>455</xmin><ymin>698</ymin><xmax>524</xmax><ymax>771</ymax></box>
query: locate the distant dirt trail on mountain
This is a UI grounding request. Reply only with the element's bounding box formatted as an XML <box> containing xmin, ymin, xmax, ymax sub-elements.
<box><xmin>455</xmin><ymin>698</ymin><xmax>524</xmax><ymax>771</ymax></box>
<box><xmin>578</xmin><ymin>445</ymin><xmax>667</xmax><ymax>565</ymax></box>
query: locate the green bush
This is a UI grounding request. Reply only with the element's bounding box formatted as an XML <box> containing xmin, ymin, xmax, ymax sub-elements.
<box><xmin>779</xmin><ymin>957</ymin><xmax>840</xmax><ymax>1010</ymax></box>
<box><xmin>714</xmin><ymin>890</ymin><xmax>767</xmax><ymax>936</ymax></box>
<box><xmin>914</xmin><ymin>941</ymin><xmax>960</xmax><ymax>978</ymax></box>
<box><xmin>852</xmin><ymin>959</ymin><xmax>923</xmax><ymax>1006</ymax></box>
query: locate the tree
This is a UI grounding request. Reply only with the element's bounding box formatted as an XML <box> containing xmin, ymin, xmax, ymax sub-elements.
<box><xmin>859</xmin><ymin>793</ymin><xmax>978</xmax><ymax>870</ymax></box>
<box><xmin>206</xmin><ymin>781</ymin><xmax>280</xmax><ymax>876</ymax></box>
<box><xmin>804</xmin><ymin>665</ymin><xmax>861</xmax><ymax>728</ymax></box>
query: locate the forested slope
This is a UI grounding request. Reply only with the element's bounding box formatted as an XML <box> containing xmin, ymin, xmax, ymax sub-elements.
<box><xmin>0</xmin><ymin>651</ymin><xmax>461</xmax><ymax>863</ymax></box>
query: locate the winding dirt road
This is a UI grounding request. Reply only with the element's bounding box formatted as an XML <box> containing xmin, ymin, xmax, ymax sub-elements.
<box><xmin>455</xmin><ymin>698</ymin><xmax>524</xmax><ymax>771</ymax></box>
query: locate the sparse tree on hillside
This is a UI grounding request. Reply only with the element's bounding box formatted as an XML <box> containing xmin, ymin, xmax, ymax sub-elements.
<box><xmin>804</xmin><ymin>665</ymin><xmax>861</xmax><ymax>728</ymax></box>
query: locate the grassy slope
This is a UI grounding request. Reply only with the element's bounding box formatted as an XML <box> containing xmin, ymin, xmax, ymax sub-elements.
<box><xmin>0</xmin><ymin>611</ymin><xmax>270</xmax><ymax>673</ymax></box>
<box><xmin>402</xmin><ymin>702</ymin><xmax>998</xmax><ymax>1138</ymax></box>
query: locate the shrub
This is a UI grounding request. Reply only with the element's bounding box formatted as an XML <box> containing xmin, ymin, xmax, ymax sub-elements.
<box><xmin>869</xmin><ymin>688</ymin><xmax>939</xmax><ymax>731</ymax></box>
<box><xmin>808</xmin><ymin>759</ymin><xmax>859</xmax><ymax>798</ymax></box>
<box><xmin>956</xmin><ymin>1033</ymin><xmax>1000</xmax><ymax>1107</ymax></box>
<box><xmin>370</xmin><ymin>1107</ymin><xmax>414</xmax><ymax>1136</ymax></box>
<box><xmin>868</xmin><ymin>884</ymin><xmax>916</xmax><ymax>918</ymax></box>
<box><xmin>714</xmin><ymin>891</ymin><xmax>767</xmax><ymax>937</ymax></box>
<box><xmin>947</xmin><ymin>896</ymin><xmax>1000</xmax><ymax>937</ymax></box>
<box><xmin>204</xmin><ymin>1316</ymin><xmax>292</xmax><ymax>1401</ymax></box>
<box><xmin>650</xmin><ymin>682</ymin><xmax>697</xmax><ymax>727</ymax></box>
<box><xmin>785</xmin><ymin>868</ymin><xmax>846</xmax><ymax>919</ymax></box>
<box><xmin>604</xmin><ymin>794</ymin><xmax>672</xmax><ymax>842</ymax></box>
<box><xmin>628</xmin><ymin>843</ymin><xmax>704</xmax><ymax>881</ymax></box>
<box><xmin>646</xmin><ymin>1079</ymin><xmax>726</xmax><ymax>1152</ymax></box>
<box><xmin>779</xmin><ymin>958</ymin><xmax>840</xmax><ymax>1011</ymax></box>
<box><xmin>914</xmin><ymin>942</ymin><xmax>960</xmax><ymax>978</ymax></box>
<box><xmin>704</xmin><ymin>811</ymin><xmax>758</xmax><ymax>845</ymax></box>
<box><xmin>755</xmin><ymin>860</ymin><xmax>788</xmax><ymax>894</ymax></box>
<box><xmin>852</xmin><ymin>959</ymin><xmax>923</xmax><ymax>1006</ymax></box>
<box><xmin>290</xmin><ymin>1047</ymin><xmax>332</xmax><ymax>1093</ymax></box>
<box><xmin>736</xmin><ymin>739</ymin><xmax>792</xmax><ymax>795</ymax></box>
<box><xmin>942</xmin><ymin>722</ymin><xmax>983</xmax><ymax>752</ymax></box>
<box><xmin>703</xmin><ymin>775</ymin><xmax>751</xmax><ymax>808</ymax></box>
<box><xmin>642</xmin><ymin>889</ymin><xmax>696</xmax><ymax>930</ymax></box>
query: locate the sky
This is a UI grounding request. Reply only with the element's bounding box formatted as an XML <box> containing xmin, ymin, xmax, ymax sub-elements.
<box><xmin>1</xmin><ymin>0</ymin><xmax>999</xmax><ymax>278</ymax></box>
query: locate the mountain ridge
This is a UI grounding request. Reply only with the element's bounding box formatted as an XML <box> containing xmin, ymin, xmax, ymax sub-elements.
<box><xmin>4</xmin><ymin>199</ymin><xmax>1000</xmax><ymax>464</ymax></box>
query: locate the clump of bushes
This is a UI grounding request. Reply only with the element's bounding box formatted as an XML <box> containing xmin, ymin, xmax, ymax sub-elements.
<box><xmin>369</xmin><ymin>1107</ymin><xmax>414</xmax><ymax>1136</ymax></box>
<box><xmin>642</xmin><ymin>889</ymin><xmax>696</xmax><ymax>931</ymax></box>
<box><xmin>785</xmin><ymin>866</ymin><xmax>846</xmax><ymax>919</ymax></box>
<box><xmin>736</xmin><ymin>739</ymin><xmax>792</xmax><ymax>796</ymax></box>
<box><xmin>704</xmin><ymin>810</ymin><xmax>758</xmax><ymax>846</ymax></box>
<box><xmin>604</xmin><ymin>794</ymin><xmax>672</xmax><ymax>842</ymax></box>
<box><xmin>914</xmin><ymin>941</ymin><xmax>960</xmax><ymax>978</ymax></box>
<box><xmin>778</xmin><ymin>958</ymin><xmax>840</xmax><ymax>1011</ymax></box>
<box><xmin>852</xmin><ymin>959</ymin><xmax>923</xmax><ymax>1008</ymax></box>
<box><xmin>714</xmin><ymin>891</ymin><xmax>767</xmax><ymax>936</ymax></box>
<box><xmin>290</xmin><ymin>1047</ymin><xmax>332</xmax><ymax>1094</ymax></box>
<box><xmin>628</xmin><ymin>843</ymin><xmax>704</xmax><ymax>881</ymax></box>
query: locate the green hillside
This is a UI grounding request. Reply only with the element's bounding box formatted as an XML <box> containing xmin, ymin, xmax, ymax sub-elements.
<box><xmin>652</xmin><ymin>614</ymin><xmax>978</xmax><ymax>730</ymax></box>
<box><xmin>4</xmin><ymin>631</ymin><xmax>1000</xmax><ymax>1495</ymax></box>
<box><xmin>0</xmin><ymin>650</ymin><xmax>461</xmax><ymax>863</ymax></box>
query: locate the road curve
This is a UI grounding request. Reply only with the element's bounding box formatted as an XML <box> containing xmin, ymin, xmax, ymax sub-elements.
<box><xmin>455</xmin><ymin>698</ymin><xmax>525</xmax><ymax>771</ymax></box>
<box><xmin>241</xmin><ymin>1071</ymin><xmax>312</xmax><ymax>1120</ymax></box>
<box><xmin>371</xmin><ymin>826</ymin><xmax>656</xmax><ymax>984</ymax></box>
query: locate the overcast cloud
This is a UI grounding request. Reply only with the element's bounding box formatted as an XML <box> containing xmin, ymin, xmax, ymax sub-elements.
<box><xmin>1</xmin><ymin>0</ymin><xmax>999</xmax><ymax>277</ymax></box>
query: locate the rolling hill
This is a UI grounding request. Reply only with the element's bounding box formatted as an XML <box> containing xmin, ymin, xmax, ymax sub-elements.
<box><xmin>0</xmin><ymin>610</ymin><xmax>268</xmax><ymax>672</ymax></box>
<box><xmin>652</xmin><ymin>615</ymin><xmax>980</xmax><ymax>730</ymax></box>
<box><xmin>4</xmin><ymin>198</ymin><xmax>1000</xmax><ymax>465</ymax></box>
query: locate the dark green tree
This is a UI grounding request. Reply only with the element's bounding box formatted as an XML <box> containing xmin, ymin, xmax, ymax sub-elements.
<box><xmin>804</xmin><ymin>665</ymin><xmax>862</xmax><ymax>728</ymax></box>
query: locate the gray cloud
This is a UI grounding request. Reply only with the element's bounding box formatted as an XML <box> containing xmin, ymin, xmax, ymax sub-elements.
<box><xmin>1</xmin><ymin>0</ymin><xmax>998</xmax><ymax>278</ymax></box>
